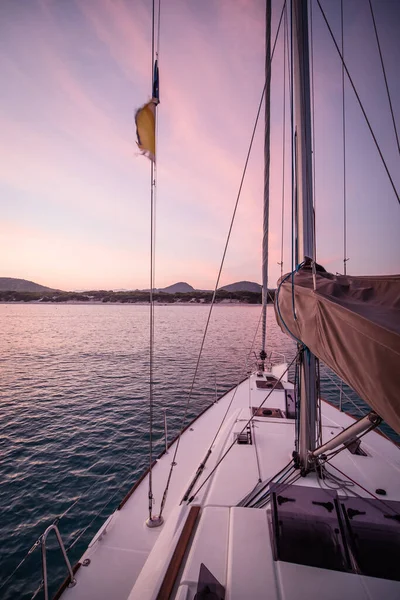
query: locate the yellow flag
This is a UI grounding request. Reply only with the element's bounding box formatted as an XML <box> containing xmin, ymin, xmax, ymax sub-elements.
<box><xmin>135</xmin><ymin>100</ymin><xmax>156</xmax><ymax>162</ymax></box>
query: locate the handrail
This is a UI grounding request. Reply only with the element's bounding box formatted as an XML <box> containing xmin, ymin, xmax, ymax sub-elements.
<box><xmin>269</xmin><ymin>350</ymin><xmax>287</xmax><ymax>363</ymax></box>
<box><xmin>41</xmin><ymin>524</ymin><xmax>76</xmax><ymax>600</ymax></box>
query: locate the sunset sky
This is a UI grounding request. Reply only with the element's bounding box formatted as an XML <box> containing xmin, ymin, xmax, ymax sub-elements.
<box><xmin>1</xmin><ymin>0</ymin><xmax>399</xmax><ymax>291</ymax></box>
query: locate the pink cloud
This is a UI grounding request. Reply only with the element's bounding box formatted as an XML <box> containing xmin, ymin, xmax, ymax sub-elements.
<box><xmin>0</xmin><ymin>118</ymin><xmax>134</xmax><ymax>225</ymax></box>
<box><xmin>0</xmin><ymin>221</ymin><xmax>152</xmax><ymax>290</ymax></box>
<box><xmin>0</xmin><ymin>0</ymin><xmax>323</xmax><ymax>289</ymax></box>
<box><xmin>77</xmin><ymin>0</ymin><xmax>151</xmax><ymax>86</ymax></box>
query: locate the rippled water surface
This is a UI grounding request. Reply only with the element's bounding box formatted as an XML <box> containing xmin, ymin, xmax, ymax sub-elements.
<box><xmin>0</xmin><ymin>303</ymin><xmax>397</xmax><ymax>599</ymax></box>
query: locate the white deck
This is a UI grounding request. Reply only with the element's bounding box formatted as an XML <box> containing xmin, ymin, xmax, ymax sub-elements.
<box><xmin>61</xmin><ymin>368</ymin><xmax>400</xmax><ymax>600</ymax></box>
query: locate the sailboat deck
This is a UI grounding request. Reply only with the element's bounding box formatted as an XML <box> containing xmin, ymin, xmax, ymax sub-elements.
<box><xmin>61</xmin><ymin>371</ymin><xmax>400</xmax><ymax>600</ymax></box>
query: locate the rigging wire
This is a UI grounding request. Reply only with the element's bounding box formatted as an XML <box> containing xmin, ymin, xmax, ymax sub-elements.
<box><xmin>0</xmin><ymin>538</ymin><xmax>42</xmax><ymax>596</ymax></box>
<box><xmin>309</xmin><ymin>0</ymin><xmax>317</xmax><ymax>270</ymax></box>
<box><xmin>250</xmin><ymin>468</ymin><xmax>295</xmax><ymax>509</ymax></box>
<box><xmin>239</xmin><ymin>461</ymin><xmax>295</xmax><ymax>507</ymax></box>
<box><xmin>261</xmin><ymin>0</ymin><xmax>272</xmax><ymax>361</ymax></box>
<box><xmin>211</xmin><ymin>307</ymin><xmax>264</xmax><ymax>447</ymax></box>
<box><xmin>322</xmin><ymin>368</ymin><xmax>366</xmax><ymax>418</ymax></box>
<box><xmin>148</xmin><ymin>145</ymin><xmax>155</xmax><ymax>519</ymax></box>
<box><xmin>62</xmin><ymin>427</ymin><xmax>162</xmax><ymax>552</ymax></box>
<box><xmin>340</xmin><ymin>0</ymin><xmax>348</xmax><ymax>275</ymax></box>
<box><xmin>294</xmin><ymin>352</ymin><xmax>300</xmax><ymax>452</ymax></box>
<box><xmin>0</xmin><ymin>406</ymin><xmax>154</xmax><ymax>594</ymax></box>
<box><xmin>368</xmin><ymin>0</ymin><xmax>400</xmax><ymax>156</ymax></box>
<box><xmin>251</xmin><ymin>417</ymin><xmax>263</xmax><ymax>483</ymax></box>
<box><xmin>279</xmin><ymin>6</ymin><xmax>288</xmax><ymax>279</ymax></box>
<box><xmin>315</xmin><ymin>445</ymin><xmax>400</xmax><ymax>525</ymax></box>
<box><xmin>316</xmin><ymin>465</ymin><xmax>354</xmax><ymax>495</ymax></box>
<box><xmin>260</xmin><ymin>1</ymin><xmax>286</xmax><ymax>356</ymax></box>
<box><xmin>30</xmin><ymin>581</ymin><xmax>44</xmax><ymax>600</ymax></box>
<box><xmin>65</xmin><ymin>480</ymin><xmax>128</xmax><ymax>552</ymax></box>
<box><xmin>180</xmin><ymin>307</ymin><xmax>265</xmax><ymax>503</ymax></box>
<box><xmin>316</xmin><ymin>356</ymin><xmax>323</xmax><ymax>447</ymax></box>
<box><xmin>289</xmin><ymin>5</ymin><xmax>297</xmax><ymax>315</ymax></box>
<box><xmin>186</xmin><ymin>350</ymin><xmax>300</xmax><ymax>503</ymax></box>
<box><xmin>153</xmin><ymin>0</ymin><xmax>161</xmax><ymax>266</ymax></box>
<box><xmin>315</xmin><ymin>465</ymin><xmax>400</xmax><ymax>547</ymax></box>
<box><xmin>27</xmin><ymin>475</ymin><xmax>137</xmax><ymax>600</ymax></box>
<box><xmin>156</xmin><ymin>0</ymin><xmax>161</xmax><ymax>59</ymax></box>
<box><xmin>323</xmin><ymin>462</ymin><xmax>400</xmax><ymax>518</ymax></box>
<box><xmin>316</xmin><ymin>0</ymin><xmax>400</xmax><ymax>205</ymax></box>
<box><xmin>58</xmin><ymin>405</ymin><xmax>152</xmax><ymax>519</ymax></box>
<box><xmin>320</xmin><ymin>366</ymin><xmax>398</xmax><ymax>446</ymax></box>
<box><xmin>147</xmin><ymin>0</ymin><xmax>161</xmax><ymax>522</ymax></box>
<box><xmin>157</xmin><ymin>1</ymin><xmax>288</xmax><ymax>519</ymax></box>
<box><xmin>255</xmin><ymin>470</ymin><xmax>302</xmax><ymax>508</ymax></box>
<box><xmin>247</xmin><ymin>305</ymin><xmax>264</xmax><ymax>369</ymax></box>
<box><xmin>62</xmin><ymin>429</ymin><xmax>154</xmax><ymax>548</ymax></box>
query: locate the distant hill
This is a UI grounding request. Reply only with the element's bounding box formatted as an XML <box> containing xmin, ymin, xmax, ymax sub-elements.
<box><xmin>0</xmin><ymin>277</ymin><xmax>58</xmax><ymax>293</ymax></box>
<box><xmin>160</xmin><ymin>282</ymin><xmax>195</xmax><ymax>294</ymax></box>
<box><xmin>220</xmin><ymin>281</ymin><xmax>262</xmax><ymax>293</ymax></box>
<box><xmin>0</xmin><ymin>278</ymin><xmax>263</xmax><ymax>295</ymax></box>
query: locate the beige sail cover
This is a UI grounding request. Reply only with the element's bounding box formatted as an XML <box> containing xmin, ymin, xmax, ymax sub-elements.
<box><xmin>275</xmin><ymin>265</ymin><xmax>400</xmax><ymax>434</ymax></box>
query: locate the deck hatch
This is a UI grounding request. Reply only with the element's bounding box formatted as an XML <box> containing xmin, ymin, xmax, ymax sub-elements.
<box><xmin>269</xmin><ymin>484</ymin><xmax>350</xmax><ymax>572</ymax></box>
<box><xmin>252</xmin><ymin>406</ymin><xmax>285</xmax><ymax>419</ymax></box>
<box><xmin>252</xmin><ymin>407</ymin><xmax>284</xmax><ymax>419</ymax></box>
<box><xmin>256</xmin><ymin>377</ymin><xmax>284</xmax><ymax>390</ymax></box>
<box><xmin>269</xmin><ymin>484</ymin><xmax>400</xmax><ymax>581</ymax></box>
<box><xmin>339</xmin><ymin>497</ymin><xmax>400</xmax><ymax>581</ymax></box>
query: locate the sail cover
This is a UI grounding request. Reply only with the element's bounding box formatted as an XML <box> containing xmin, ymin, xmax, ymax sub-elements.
<box><xmin>275</xmin><ymin>264</ymin><xmax>400</xmax><ymax>434</ymax></box>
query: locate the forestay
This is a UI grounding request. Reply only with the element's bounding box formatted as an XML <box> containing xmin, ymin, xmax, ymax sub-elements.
<box><xmin>275</xmin><ymin>263</ymin><xmax>400</xmax><ymax>434</ymax></box>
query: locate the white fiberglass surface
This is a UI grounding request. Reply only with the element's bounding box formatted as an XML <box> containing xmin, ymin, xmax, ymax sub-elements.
<box><xmin>62</xmin><ymin>374</ymin><xmax>400</xmax><ymax>600</ymax></box>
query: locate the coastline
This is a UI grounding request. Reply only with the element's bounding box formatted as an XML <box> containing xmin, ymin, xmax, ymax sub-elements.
<box><xmin>0</xmin><ymin>300</ymin><xmax>262</xmax><ymax>306</ymax></box>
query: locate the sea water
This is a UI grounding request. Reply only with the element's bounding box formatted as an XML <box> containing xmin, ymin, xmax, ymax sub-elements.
<box><xmin>0</xmin><ymin>303</ymin><xmax>396</xmax><ymax>599</ymax></box>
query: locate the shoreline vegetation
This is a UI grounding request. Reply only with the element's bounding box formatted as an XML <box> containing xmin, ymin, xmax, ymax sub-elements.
<box><xmin>0</xmin><ymin>289</ymin><xmax>275</xmax><ymax>305</ymax></box>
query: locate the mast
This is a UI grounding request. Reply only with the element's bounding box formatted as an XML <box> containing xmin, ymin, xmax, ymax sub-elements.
<box><xmin>260</xmin><ymin>0</ymin><xmax>272</xmax><ymax>368</ymax></box>
<box><xmin>292</xmin><ymin>0</ymin><xmax>318</xmax><ymax>469</ymax></box>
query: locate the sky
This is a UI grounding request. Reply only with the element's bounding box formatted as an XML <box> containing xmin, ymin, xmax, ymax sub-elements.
<box><xmin>0</xmin><ymin>0</ymin><xmax>399</xmax><ymax>291</ymax></box>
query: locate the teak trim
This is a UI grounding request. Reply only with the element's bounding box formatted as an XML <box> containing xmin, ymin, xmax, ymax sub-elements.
<box><xmin>156</xmin><ymin>505</ymin><xmax>201</xmax><ymax>600</ymax></box>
